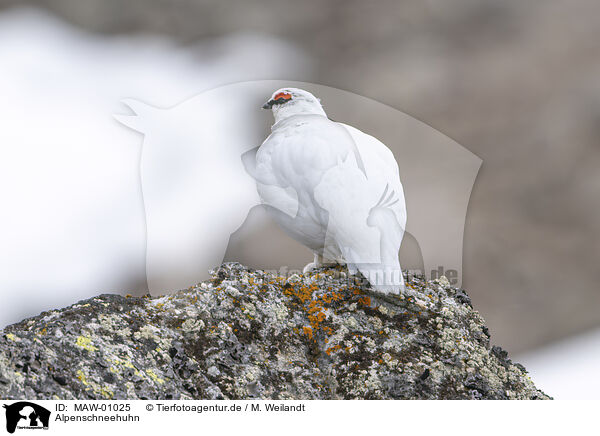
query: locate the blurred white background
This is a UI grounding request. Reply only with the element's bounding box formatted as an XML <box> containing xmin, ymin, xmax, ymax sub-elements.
<box><xmin>0</xmin><ymin>7</ymin><xmax>310</xmax><ymax>326</ymax></box>
<box><xmin>516</xmin><ymin>328</ymin><xmax>600</xmax><ymax>400</ymax></box>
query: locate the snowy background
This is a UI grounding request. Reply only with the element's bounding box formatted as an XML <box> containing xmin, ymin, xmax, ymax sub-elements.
<box><xmin>0</xmin><ymin>1</ymin><xmax>599</xmax><ymax>399</ymax></box>
<box><xmin>0</xmin><ymin>7</ymin><xmax>311</xmax><ymax>326</ymax></box>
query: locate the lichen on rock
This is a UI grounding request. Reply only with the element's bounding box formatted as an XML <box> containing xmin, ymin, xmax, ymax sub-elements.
<box><xmin>0</xmin><ymin>263</ymin><xmax>550</xmax><ymax>399</ymax></box>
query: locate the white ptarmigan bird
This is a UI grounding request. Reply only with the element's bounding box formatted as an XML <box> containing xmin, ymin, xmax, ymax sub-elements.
<box><xmin>254</xmin><ymin>88</ymin><xmax>407</xmax><ymax>294</ymax></box>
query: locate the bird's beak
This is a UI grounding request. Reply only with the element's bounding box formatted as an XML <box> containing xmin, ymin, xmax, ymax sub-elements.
<box><xmin>262</xmin><ymin>99</ymin><xmax>274</xmax><ymax>109</ymax></box>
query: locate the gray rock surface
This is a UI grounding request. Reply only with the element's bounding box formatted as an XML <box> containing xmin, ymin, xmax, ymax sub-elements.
<box><xmin>0</xmin><ymin>263</ymin><xmax>550</xmax><ymax>400</ymax></box>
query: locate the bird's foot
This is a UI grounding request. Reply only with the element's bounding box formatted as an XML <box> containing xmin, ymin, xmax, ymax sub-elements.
<box><xmin>302</xmin><ymin>262</ymin><xmax>320</xmax><ymax>274</ymax></box>
<box><xmin>370</xmin><ymin>284</ymin><xmax>404</xmax><ymax>296</ymax></box>
<box><xmin>303</xmin><ymin>254</ymin><xmax>338</xmax><ymax>274</ymax></box>
<box><xmin>302</xmin><ymin>261</ymin><xmax>339</xmax><ymax>274</ymax></box>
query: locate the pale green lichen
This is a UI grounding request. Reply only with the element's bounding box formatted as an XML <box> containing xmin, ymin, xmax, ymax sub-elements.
<box><xmin>75</xmin><ymin>335</ymin><xmax>98</xmax><ymax>352</ymax></box>
<box><xmin>77</xmin><ymin>368</ymin><xmax>114</xmax><ymax>399</ymax></box>
<box><xmin>181</xmin><ymin>318</ymin><xmax>204</xmax><ymax>332</ymax></box>
<box><xmin>145</xmin><ymin>369</ymin><xmax>165</xmax><ymax>384</ymax></box>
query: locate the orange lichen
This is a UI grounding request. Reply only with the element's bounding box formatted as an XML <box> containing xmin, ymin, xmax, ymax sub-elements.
<box><xmin>284</xmin><ymin>278</ymin><xmax>372</xmax><ymax>345</ymax></box>
<box><xmin>325</xmin><ymin>344</ymin><xmax>342</xmax><ymax>355</ymax></box>
<box><xmin>358</xmin><ymin>296</ymin><xmax>371</xmax><ymax>306</ymax></box>
<box><xmin>283</xmin><ymin>283</ymin><xmax>313</xmax><ymax>304</ymax></box>
<box><xmin>308</xmin><ymin>312</ymin><xmax>326</xmax><ymax>325</ymax></box>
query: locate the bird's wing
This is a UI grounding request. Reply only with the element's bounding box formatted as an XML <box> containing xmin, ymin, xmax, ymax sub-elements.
<box><xmin>252</xmin><ymin>130</ymin><xmax>301</xmax><ymax>220</ymax></box>
<box><xmin>253</xmin><ymin>116</ymin><xmax>363</xmax><ymax>219</ymax></box>
<box><xmin>313</xmin><ymin>156</ymin><xmax>382</xmax><ymax>264</ymax></box>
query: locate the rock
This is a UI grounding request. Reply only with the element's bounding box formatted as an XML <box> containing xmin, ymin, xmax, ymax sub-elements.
<box><xmin>0</xmin><ymin>263</ymin><xmax>550</xmax><ymax>400</ymax></box>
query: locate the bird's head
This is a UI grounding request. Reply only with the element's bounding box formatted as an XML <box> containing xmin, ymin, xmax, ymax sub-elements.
<box><xmin>262</xmin><ymin>88</ymin><xmax>326</xmax><ymax>122</ymax></box>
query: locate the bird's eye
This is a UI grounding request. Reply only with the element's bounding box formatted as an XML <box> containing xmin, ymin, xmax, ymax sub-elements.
<box><xmin>273</xmin><ymin>92</ymin><xmax>292</xmax><ymax>101</ymax></box>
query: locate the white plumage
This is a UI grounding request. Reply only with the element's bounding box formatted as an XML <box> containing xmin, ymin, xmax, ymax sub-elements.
<box><xmin>254</xmin><ymin>88</ymin><xmax>407</xmax><ymax>294</ymax></box>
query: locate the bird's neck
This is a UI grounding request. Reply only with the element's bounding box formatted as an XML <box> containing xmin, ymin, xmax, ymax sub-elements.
<box><xmin>272</xmin><ymin>101</ymin><xmax>326</xmax><ymax>124</ymax></box>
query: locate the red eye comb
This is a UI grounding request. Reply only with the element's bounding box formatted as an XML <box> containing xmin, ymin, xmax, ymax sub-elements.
<box><xmin>273</xmin><ymin>92</ymin><xmax>292</xmax><ymax>101</ymax></box>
